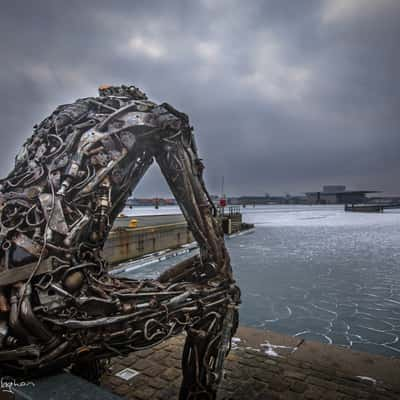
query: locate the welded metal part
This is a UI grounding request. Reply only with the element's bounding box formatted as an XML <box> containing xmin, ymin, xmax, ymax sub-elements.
<box><xmin>14</xmin><ymin>233</ymin><xmax>44</xmax><ymax>257</ymax></box>
<box><xmin>0</xmin><ymin>85</ymin><xmax>240</xmax><ymax>400</ymax></box>
<box><xmin>39</xmin><ymin>194</ymin><xmax>69</xmax><ymax>235</ymax></box>
<box><xmin>36</xmin><ymin>288</ymin><xmax>65</xmax><ymax>313</ymax></box>
<box><xmin>0</xmin><ymin>320</ymin><xmax>8</xmax><ymax>348</ymax></box>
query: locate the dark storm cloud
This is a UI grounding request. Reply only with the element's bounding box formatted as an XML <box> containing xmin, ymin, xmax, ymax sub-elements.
<box><xmin>1</xmin><ymin>0</ymin><xmax>399</xmax><ymax>196</ymax></box>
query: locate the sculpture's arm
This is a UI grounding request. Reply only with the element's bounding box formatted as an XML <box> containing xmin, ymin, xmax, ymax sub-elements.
<box><xmin>153</xmin><ymin>105</ymin><xmax>231</xmax><ymax>280</ymax></box>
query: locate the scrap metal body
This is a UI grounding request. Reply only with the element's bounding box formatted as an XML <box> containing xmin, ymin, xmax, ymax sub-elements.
<box><xmin>0</xmin><ymin>85</ymin><xmax>240</xmax><ymax>399</ymax></box>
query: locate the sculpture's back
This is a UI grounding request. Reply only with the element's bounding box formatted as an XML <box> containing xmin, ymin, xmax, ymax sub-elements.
<box><xmin>0</xmin><ymin>85</ymin><xmax>240</xmax><ymax>399</ymax></box>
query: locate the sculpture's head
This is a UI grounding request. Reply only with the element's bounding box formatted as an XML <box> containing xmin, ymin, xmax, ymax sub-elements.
<box><xmin>98</xmin><ymin>84</ymin><xmax>147</xmax><ymax>100</ymax></box>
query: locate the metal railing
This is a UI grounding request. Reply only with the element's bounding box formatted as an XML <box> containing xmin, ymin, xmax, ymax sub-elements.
<box><xmin>216</xmin><ymin>205</ymin><xmax>241</xmax><ymax>217</ymax></box>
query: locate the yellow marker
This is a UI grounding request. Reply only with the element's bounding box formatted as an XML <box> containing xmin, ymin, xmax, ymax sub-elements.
<box><xmin>128</xmin><ymin>219</ymin><xmax>138</xmax><ymax>228</ymax></box>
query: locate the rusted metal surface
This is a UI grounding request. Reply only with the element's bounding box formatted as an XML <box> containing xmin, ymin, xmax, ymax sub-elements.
<box><xmin>0</xmin><ymin>85</ymin><xmax>240</xmax><ymax>399</ymax></box>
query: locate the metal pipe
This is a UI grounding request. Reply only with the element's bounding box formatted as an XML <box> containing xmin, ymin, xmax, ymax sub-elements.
<box><xmin>19</xmin><ymin>284</ymin><xmax>53</xmax><ymax>343</ymax></box>
<box><xmin>9</xmin><ymin>287</ymin><xmax>34</xmax><ymax>344</ymax></box>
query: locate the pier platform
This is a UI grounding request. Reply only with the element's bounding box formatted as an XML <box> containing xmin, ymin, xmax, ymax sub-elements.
<box><xmin>104</xmin><ymin>212</ymin><xmax>253</xmax><ymax>265</ymax></box>
<box><xmin>344</xmin><ymin>203</ymin><xmax>400</xmax><ymax>212</ymax></box>
<box><xmin>344</xmin><ymin>204</ymin><xmax>385</xmax><ymax>213</ymax></box>
<box><xmin>101</xmin><ymin>326</ymin><xmax>400</xmax><ymax>399</ymax></box>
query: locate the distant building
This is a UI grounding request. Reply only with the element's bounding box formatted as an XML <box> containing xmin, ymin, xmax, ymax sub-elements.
<box><xmin>227</xmin><ymin>194</ymin><xmax>307</xmax><ymax>205</ymax></box>
<box><xmin>229</xmin><ymin>196</ymin><xmax>270</xmax><ymax>205</ymax></box>
<box><xmin>125</xmin><ymin>197</ymin><xmax>177</xmax><ymax>207</ymax></box>
<box><xmin>322</xmin><ymin>185</ymin><xmax>346</xmax><ymax>193</ymax></box>
<box><xmin>305</xmin><ymin>185</ymin><xmax>379</xmax><ymax>204</ymax></box>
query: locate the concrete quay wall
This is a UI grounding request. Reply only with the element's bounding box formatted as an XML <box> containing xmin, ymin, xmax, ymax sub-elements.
<box><xmin>113</xmin><ymin>214</ymin><xmax>186</xmax><ymax>229</ymax></box>
<box><xmin>103</xmin><ymin>222</ymin><xmax>194</xmax><ymax>265</ymax></box>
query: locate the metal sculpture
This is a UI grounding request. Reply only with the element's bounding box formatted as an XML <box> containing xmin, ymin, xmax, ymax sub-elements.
<box><xmin>0</xmin><ymin>85</ymin><xmax>240</xmax><ymax>399</ymax></box>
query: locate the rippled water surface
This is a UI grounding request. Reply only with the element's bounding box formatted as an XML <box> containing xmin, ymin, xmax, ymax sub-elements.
<box><xmin>122</xmin><ymin>205</ymin><xmax>400</xmax><ymax>357</ymax></box>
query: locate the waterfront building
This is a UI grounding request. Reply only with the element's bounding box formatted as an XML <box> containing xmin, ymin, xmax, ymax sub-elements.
<box><xmin>305</xmin><ymin>185</ymin><xmax>379</xmax><ymax>204</ymax></box>
<box><xmin>228</xmin><ymin>195</ymin><xmax>307</xmax><ymax>205</ymax></box>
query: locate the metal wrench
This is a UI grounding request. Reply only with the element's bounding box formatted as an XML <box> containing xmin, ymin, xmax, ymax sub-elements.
<box><xmin>1</xmin><ymin>240</ymin><xmax>11</xmax><ymax>270</ymax></box>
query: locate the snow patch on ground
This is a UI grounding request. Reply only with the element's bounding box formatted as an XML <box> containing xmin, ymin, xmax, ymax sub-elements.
<box><xmin>356</xmin><ymin>376</ymin><xmax>377</xmax><ymax>385</ymax></box>
<box><xmin>260</xmin><ymin>340</ymin><xmax>295</xmax><ymax>357</ymax></box>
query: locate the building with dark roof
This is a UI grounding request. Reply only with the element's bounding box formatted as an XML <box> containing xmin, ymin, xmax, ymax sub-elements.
<box><xmin>305</xmin><ymin>185</ymin><xmax>379</xmax><ymax>204</ymax></box>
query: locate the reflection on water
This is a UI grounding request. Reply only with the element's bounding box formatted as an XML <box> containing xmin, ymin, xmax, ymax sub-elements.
<box><xmin>122</xmin><ymin>205</ymin><xmax>400</xmax><ymax>357</ymax></box>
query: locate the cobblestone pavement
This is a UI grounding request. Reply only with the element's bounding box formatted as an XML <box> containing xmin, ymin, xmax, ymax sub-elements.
<box><xmin>101</xmin><ymin>328</ymin><xmax>400</xmax><ymax>400</ymax></box>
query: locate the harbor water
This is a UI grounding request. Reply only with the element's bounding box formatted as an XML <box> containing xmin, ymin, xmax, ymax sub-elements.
<box><xmin>120</xmin><ymin>205</ymin><xmax>400</xmax><ymax>357</ymax></box>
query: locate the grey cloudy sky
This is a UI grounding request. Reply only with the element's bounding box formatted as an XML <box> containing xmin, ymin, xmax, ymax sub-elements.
<box><xmin>1</xmin><ymin>0</ymin><xmax>399</xmax><ymax>196</ymax></box>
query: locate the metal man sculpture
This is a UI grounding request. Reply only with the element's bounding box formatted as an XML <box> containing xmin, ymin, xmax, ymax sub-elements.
<box><xmin>0</xmin><ymin>85</ymin><xmax>240</xmax><ymax>399</ymax></box>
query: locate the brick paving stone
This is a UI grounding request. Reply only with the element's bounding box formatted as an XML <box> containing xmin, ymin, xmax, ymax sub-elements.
<box><xmin>304</xmin><ymin>385</ymin><xmax>325</xmax><ymax>400</ymax></box>
<box><xmin>300</xmin><ymin>361</ymin><xmax>313</xmax><ymax>370</ymax></box>
<box><xmin>251</xmin><ymin>379</ymin><xmax>268</xmax><ymax>393</ymax></box>
<box><xmin>263</xmin><ymin>358</ymin><xmax>278</xmax><ymax>366</ymax></box>
<box><xmin>244</xmin><ymin>365</ymin><xmax>264</xmax><ymax>378</ymax></box>
<box><xmin>125</xmin><ymin>375</ymin><xmax>151</xmax><ymax>389</ymax></box>
<box><xmin>170</xmin><ymin>353</ymin><xmax>183</xmax><ymax>362</ymax></box>
<box><xmin>219</xmin><ymin>377</ymin><xmax>241</xmax><ymax>392</ymax></box>
<box><xmin>153</xmin><ymin>342</ymin><xmax>169</xmax><ymax>350</ymax></box>
<box><xmin>336</xmin><ymin>383</ymin><xmax>370</xmax><ymax>397</ymax></box>
<box><xmin>156</xmin><ymin>386</ymin><xmax>180</xmax><ymax>400</ymax></box>
<box><xmin>242</xmin><ymin>350</ymin><xmax>257</xmax><ymax>359</ymax></box>
<box><xmin>238</xmin><ymin>357</ymin><xmax>262</xmax><ymax>368</ymax></box>
<box><xmin>323</xmin><ymin>391</ymin><xmax>345</xmax><ymax>400</ymax></box>
<box><xmin>130</xmin><ymin>358</ymin><xmax>156</xmax><ymax>371</ymax></box>
<box><xmin>156</xmin><ymin>355</ymin><xmax>176</xmax><ymax>368</ymax></box>
<box><xmin>284</xmin><ymin>390</ymin><xmax>305</xmax><ymax>400</ymax></box>
<box><xmin>338</xmin><ymin>395</ymin><xmax>355</xmax><ymax>400</ymax></box>
<box><xmin>118</xmin><ymin>354</ymin><xmax>139</xmax><ymax>366</ymax></box>
<box><xmin>142</xmin><ymin>364</ymin><xmax>166</xmax><ymax>378</ymax></box>
<box><xmin>264</xmin><ymin>390</ymin><xmax>282</xmax><ymax>400</ymax></box>
<box><xmin>268</xmin><ymin>377</ymin><xmax>289</xmax><ymax>392</ymax></box>
<box><xmin>150</xmin><ymin>350</ymin><xmax>169</xmax><ymax>362</ymax></box>
<box><xmin>147</xmin><ymin>377</ymin><xmax>169</xmax><ymax>390</ymax></box>
<box><xmin>216</xmin><ymin>389</ymin><xmax>231</xmax><ymax>399</ymax></box>
<box><xmin>223</xmin><ymin>362</ymin><xmax>235</xmax><ymax>371</ymax></box>
<box><xmin>167</xmin><ymin>357</ymin><xmax>182</xmax><ymax>369</ymax></box>
<box><xmin>160</xmin><ymin>367</ymin><xmax>182</xmax><ymax>382</ymax></box>
<box><xmin>112</xmin><ymin>383</ymin><xmax>131</xmax><ymax>396</ymax></box>
<box><xmin>231</xmin><ymin>383</ymin><xmax>258</xmax><ymax>399</ymax></box>
<box><xmin>290</xmin><ymin>380</ymin><xmax>308</xmax><ymax>393</ymax></box>
<box><xmin>306</xmin><ymin>376</ymin><xmax>338</xmax><ymax>391</ymax></box>
<box><xmin>129</xmin><ymin>386</ymin><xmax>156</xmax><ymax>400</ymax></box>
<box><xmin>284</xmin><ymin>369</ymin><xmax>308</xmax><ymax>381</ymax></box>
<box><xmin>310</xmin><ymin>370</ymin><xmax>333</xmax><ymax>381</ymax></box>
<box><xmin>166</xmin><ymin>342</ymin><xmax>182</xmax><ymax>350</ymax></box>
<box><xmin>104</xmin><ymin>375</ymin><xmax>126</xmax><ymax>387</ymax></box>
<box><xmin>136</xmin><ymin>349</ymin><xmax>155</xmax><ymax>358</ymax></box>
<box><xmin>286</xmin><ymin>359</ymin><xmax>302</xmax><ymax>368</ymax></box>
<box><xmin>252</xmin><ymin>369</ymin><xmax>278</xmax><ymax>384</ymax></box>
